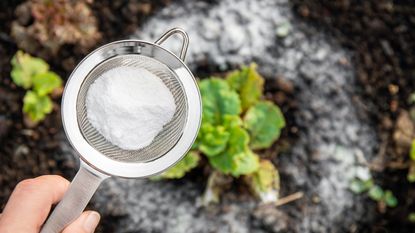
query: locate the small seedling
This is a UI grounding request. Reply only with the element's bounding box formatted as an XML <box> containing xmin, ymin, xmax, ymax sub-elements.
<box><xmin>350</xmin><ymin>178</ymin><xmax>373</xmax><ymax>194</ymax></box>
<box><xmin>350</xmin><ymin>178</ymin><xmax>398</xmax><ymax>208</ymax></box>
<box><xmin>10</xmin><ymin>51</ymin><xmax>62</xmax><ymax>123</ymax></box>
<box><xmin>368</xmin><ymin>185</ymin><xmax>384</xmax><ymax>201</ymax></box>
<box><xmin>383</xmin><ymin>190</ymin><xmax>398</xmax><ymax>207</ymax></box>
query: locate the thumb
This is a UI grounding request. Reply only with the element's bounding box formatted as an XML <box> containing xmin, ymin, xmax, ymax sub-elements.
<box><xmin>62</xmin><ymin>211</ymin><xmax>100</xmax><ymax>233</ymax></box>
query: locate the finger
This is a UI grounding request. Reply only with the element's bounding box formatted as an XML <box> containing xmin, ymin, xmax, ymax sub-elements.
<box><xmin>62</xmin><ymin>211</ymin><xmax>100</xmax><ymax>233</ymax></box>
<box><xmin>0</xmin><ymin>175</ymin><xmax>69</xmax><ymax>233</ymax></box>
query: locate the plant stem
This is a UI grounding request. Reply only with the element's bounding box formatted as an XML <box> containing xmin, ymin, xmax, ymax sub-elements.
<box><xmin>276</xmin><ymin>191</ymin><xmax>304</xmax><ymax>206</ymax></box>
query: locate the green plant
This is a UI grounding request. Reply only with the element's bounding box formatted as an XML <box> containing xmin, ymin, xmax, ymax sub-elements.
<box><xmin>156</xmin><ymin>151</ymin><xmax>200</xmax><ymax>179</ymax></box>
<box><xmin>350</xmin><ymin>178</ymin><xmax>398</xmax><ymax>208</ymax></box>
<box><xmin>11</xmin><ymin>51</ymin><xmax>62</xmax><ymax>123</ymax></box>
<box><xmin>408</xmin><ymin>140</ymin><xmax>415</xmax><ymax>182</ymax></box>
<box><xmin>409</xmin><ymin>212</ymin><xmax>415</xmax><ymax>223</ymax></box>
<box><xmin>157</xmin><ymin>64</ymin><xmax>285</xmax><ymax>204</ymax></box>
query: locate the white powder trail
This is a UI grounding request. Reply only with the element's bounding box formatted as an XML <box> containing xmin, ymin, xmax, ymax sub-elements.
<box><xmin>86</xmin><ymin>66</ymin><xmax>176</xmax><ymax>150</ymax></box>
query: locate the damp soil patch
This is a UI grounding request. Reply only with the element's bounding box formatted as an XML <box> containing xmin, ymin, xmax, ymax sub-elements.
<box><xmin>291</xmin><ymin>0</ymin><xmax>415</xmax><ymax>231</ymax></box>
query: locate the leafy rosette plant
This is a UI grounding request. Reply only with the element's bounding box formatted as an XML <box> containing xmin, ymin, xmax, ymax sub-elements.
<box><xmin>157</xmin><ymin>64</ymin><xmax>286</xmax><ymax>204</ymax></box>
<box><xmin>11</xmin><ymin>51</ymin><xmax>62</xmax><ymax>123</ymax></box>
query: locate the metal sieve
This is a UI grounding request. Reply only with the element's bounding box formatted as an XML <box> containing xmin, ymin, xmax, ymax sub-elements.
<box><xmin>40</xmin><ymin>28</ymin><xmax>201</xmax><ymax>233</ymax></box>
<box><xmin>77</xmin><ymin>55</ymin><xmax>188</xmax><ymax>163</ymax></box>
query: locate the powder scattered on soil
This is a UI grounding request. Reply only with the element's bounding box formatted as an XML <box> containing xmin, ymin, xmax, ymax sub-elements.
<box><xmin>98</xmin><ymin>0</ymin><xmax>377</xmax><ymax>232</ymax></box>
<box><xmin>86</xmin><ymin>66</ymin><xmax>176</xmax><ymax>150</ymax></box>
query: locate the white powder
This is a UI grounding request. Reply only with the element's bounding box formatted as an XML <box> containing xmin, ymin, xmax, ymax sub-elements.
<box><xmin>135</xmin><ymin>0</ymin><xmax>289</xmax><ymax>74</ymax></box>
<box><xmin>86</xmin><ymin>66</ymin><xmax>176</xmax><ymax>150</ymax></box>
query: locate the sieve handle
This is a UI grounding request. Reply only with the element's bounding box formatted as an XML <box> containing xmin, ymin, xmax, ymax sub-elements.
<box><xmin>154</xmin><ymin>27</ymin><xmax>189</xmax><ymax>61</ymax></box>
<box><xmin>40</xmin><ymin>161</ymin><xmax>109</xmax><ymax>233</ymax></box>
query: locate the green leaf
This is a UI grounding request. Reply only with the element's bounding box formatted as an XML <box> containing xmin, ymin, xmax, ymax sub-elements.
<box><xmin>409</xmin><ymin>141</ymin><xmax>415</xmax><ymax>182</ymax></box>
<box><xmin>409</xmin><ymin>93</ymin><xmax>415</xmax><ymax>104</ymax></box>
<box><xmin>368</xmin><ymin>185</ymin><xmax>384</xmax><ymax>201</ymax></box>
<box><xmin>198</xmin><ymin>124</ymin><xmax>230</xmax><ymax>157</ymax></box>
<box><xmin>223</xmin><ymin>114</ymin><xmax>243</xmax><ymax>128</ymax></box>
<box><xmin>349</xmin><ymin>179</ymin><xmax>373</xmax><ymax>194</ymax></box>
<box><xmin>231</xmin><ymin>149</ymin><xmax>260</xmax><ymax>177</ymax></box>
<box><xmin>158</xmin><ymin>151</ymin><xmax>200</xmax><ymax>179</ymax></box>
<box><xmin>199</xmin><ymin>78</ymin><xmax>241</xmax><ymax>125</ymax></box>
<box><xmin>208</xmin><ymin>150</ymin><xmax>235</xmax><ymax>175</ymax></box>
<box><xmin>208</xmin><ymin>125</ymin><xmax>249</xmax><ymax>175</ymax></box>
<box><xmin>11</xmin><ymin>51</ymin><xmax>49</xmax><ymax>89</ymax></box>
<box><xmin>32</xmin><ymin>71</ymin><xmax>62</xmax><ymax>96</ymax></box>
<box><xmin>407</xmin><ymin>162</ymin><xmax>415</xmax><ymax>182</ymax></box>
<box><xmin>226</xmin><ymin>64</ymin><xmax>264</xmax><ymax>111</ymax></box>
<box><xmin>383</xmin><ymin>190</ymin><xmax>398</xmax><ymax>207</ymax></box>
<box><xmin>23</xmin><ymin>91</ymin><xmax>53</xmax><ymax>122</ymax></box>
<box><xmin>408</xmin><ymin>213</ymin><xmax>415</xmax><ymax>223</ymax></box>
<box><xmin>245</xmin><ymin>160</ymin><xmax>280</xmax><ymax>203</ymax></box>
<box><xmin>410</xmin><ymin>140</ymin><xmax>415</xmax><ymax>161</ymax></box>
<box><xmin>203</xmin><ymin>114</ymin><xmax>259</xmax><ymax>176</ymax></box>
<box><xmin>197</xmin><ymin>115</ymin><xmax>244</xmax><ymax>157</ymax></box>
<box><xmin>253</xmin><ymin>160</ymin><xmax>280</xmax><ymax>192</ymax></box>
<box><xmin>244</xmin><ymin>101</ymin><xmax>286</xmax><ymax>149</ymax></box>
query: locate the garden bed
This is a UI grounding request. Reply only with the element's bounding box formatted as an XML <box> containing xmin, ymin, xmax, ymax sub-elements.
<box><xmin>0</xmin><ymin>0</ymin><xmax>414</xmax><ymax>232</ymax></box>
<box><xmin>292</xmin><ymin>0</ymin><xmax>415</xmax><ymax>231</ymax></box>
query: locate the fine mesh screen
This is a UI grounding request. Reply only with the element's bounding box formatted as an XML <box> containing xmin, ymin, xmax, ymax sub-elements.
<box><xmin>76</xmin><ymin>55</ymin><xmax>188</xmax><ymax>163</ymax></box>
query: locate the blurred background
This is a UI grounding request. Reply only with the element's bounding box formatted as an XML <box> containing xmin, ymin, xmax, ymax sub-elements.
<box><xmin>1</xmin><ymin>0</ymin><xmax>415</xmax><ymax>232</ymax></box>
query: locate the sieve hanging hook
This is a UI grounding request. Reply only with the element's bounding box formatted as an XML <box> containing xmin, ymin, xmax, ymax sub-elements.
<box><xmin>155</xmin><ymin>27</ymin><xmax>189</xmax><ymax>61</ymax></box>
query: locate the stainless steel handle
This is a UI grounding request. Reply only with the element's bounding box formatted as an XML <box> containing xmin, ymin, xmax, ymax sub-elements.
<box><xmin>155</xmin><ymin>27</ymin><xmax>189</xmax><ymax>61</ymax></box>
<box><xmin>40</xmin><ymin>161</ymin><xmax>108</xmax><ymax>233</ymax></box>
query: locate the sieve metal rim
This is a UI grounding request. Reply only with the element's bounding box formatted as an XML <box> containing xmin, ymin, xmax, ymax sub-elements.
<box><xmin>61</xmin><ymin>37</ymin><xmax>201</xmax><ymax>178</ymax></box>
<box><xmin>77</xmin><ymin>55</ymin><xmax>188</xmax><ymax>163</ymax></box>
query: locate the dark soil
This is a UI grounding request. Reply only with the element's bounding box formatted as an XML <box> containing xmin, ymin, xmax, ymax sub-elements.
<box><xmin>0</xmin><ymin>0</ymin><xmax>73</xmax><ymax>209</ymax></box>
<box><xmin>1</xmin><ymin>1</ymin><xmax>170</xmax><ymax>232</ymax></box>
<box><xmin>291</xmin><ymin>0</ymin><xmax>415</xmax><ymax>231</ymax></box>
<box><xmin>0</xmin><ymin>0</ymin><xmax>169</xmax><ymax>210</ymax></box>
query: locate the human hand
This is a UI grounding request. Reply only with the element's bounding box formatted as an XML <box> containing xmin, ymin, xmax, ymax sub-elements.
<box><xmin>0</xmin><ymin>175</ymin><xmax>100</xmax><ymax>233</ymax></box>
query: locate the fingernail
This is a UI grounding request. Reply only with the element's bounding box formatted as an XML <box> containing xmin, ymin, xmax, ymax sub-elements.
<box><xmin>83</xmin><ymin>211</ymin><xmax>100</xmax><ymax>232</ymax></box>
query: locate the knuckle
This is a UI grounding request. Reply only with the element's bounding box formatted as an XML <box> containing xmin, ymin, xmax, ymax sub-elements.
<box><xmin>48</xmin><ymin>175</ymin><xmax>67</xmax><ymax>183</ymax></box>
<box><xmin>15</xmin><ymin>178</ymin><xmax>38</xmax><ymax>192</ymax></box>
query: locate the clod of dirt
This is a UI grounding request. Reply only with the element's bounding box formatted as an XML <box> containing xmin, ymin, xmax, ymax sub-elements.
<box><xmin>0</xmin><ymin>116</ymin><xmax>11</xmax><ymax>140</ymax></box>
